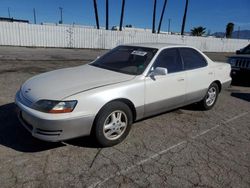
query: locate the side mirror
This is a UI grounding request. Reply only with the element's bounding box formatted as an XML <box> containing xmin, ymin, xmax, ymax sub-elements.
<box><xmin>152</xmin><ymin>67</ymin><xmax>168</xmax><ymax>76</ymax></box>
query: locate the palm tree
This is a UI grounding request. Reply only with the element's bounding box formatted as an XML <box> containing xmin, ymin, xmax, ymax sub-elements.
<box><xmin>191</xmin><ymin>26</ymin><xmax>206</xmax><ymax>36</ymax></box>
<box><xmin>226</xmin><ymin>22</ymin><xmax>234</xmax><ymax>38</ymax></box>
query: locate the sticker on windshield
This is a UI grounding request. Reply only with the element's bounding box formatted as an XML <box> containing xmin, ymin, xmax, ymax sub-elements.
<box><xmin>131</xmin><ymin>50</ymin><xmax>147</xmax><ymax>56</ymax></box>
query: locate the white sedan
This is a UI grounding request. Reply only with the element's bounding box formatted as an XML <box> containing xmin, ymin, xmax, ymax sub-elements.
<box><xmin>15</xmin><ymin>43</ymin><xmax>231</xmax><ymax>146</ymax></box>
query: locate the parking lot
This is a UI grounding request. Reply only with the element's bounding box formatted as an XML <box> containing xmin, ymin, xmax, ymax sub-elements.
<box><xmin>0</xmin><ymin>46</ymin><xmax>250</xmax><ymax>188</ymax></box>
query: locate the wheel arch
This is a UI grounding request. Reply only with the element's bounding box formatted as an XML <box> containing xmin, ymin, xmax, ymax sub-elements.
<box><xmin>212</xmin><ymin>80</ymin><xmax>222</xmax><ymax>92</ymax></box>
<box><xmin>94</xmin><ymin>98</ymin><xmax>137</xmax><ymax>123</ymax></box>
<box><xmin>90</xmin><ymin>98</ymin><xmax>137</xmax><ymax>136</ymax></box>
<box><xmin>106</xmin><ymin>98</ymin><xmax>137</xmax><ymax>122</ymax></box>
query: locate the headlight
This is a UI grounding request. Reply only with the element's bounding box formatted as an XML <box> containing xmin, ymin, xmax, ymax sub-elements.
<box><xmin>33</xmin><ymin>100</ymin><xmax>77</xmax><ymax>113</ymax></box>
<box><xmin>228</xmin><ymin>58</ymin><xmax>236</xmax><ymax>66</ymax></box>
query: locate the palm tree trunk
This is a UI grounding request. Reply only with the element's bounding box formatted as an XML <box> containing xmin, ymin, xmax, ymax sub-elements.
<box><xmin>152</xmin><ymin>0</ymin><xmax>157</xmax><ymax>33</ymax></box>
<box><xmin>93</xmin><ymin>0</ymin><xmax>100</xmax><ymax>29</ymax></box>
<box><xmin>106</xmin><ymin>0</ymin><xmax>109</xmax><ymax>30</ymax></box>
<box><xmin>157</xmin><ymin>0</ymin><xmax>168</xmax><ymax>34</ymax></box>
<box><xmin>119</xmin><ymin>0</ymin><xmax>126</xmax><ymax>31</ymax></box>
<box><xmin>181</xmin><ymin>0</ymin><xmax>189</xmax><ymax>35</ymax></box>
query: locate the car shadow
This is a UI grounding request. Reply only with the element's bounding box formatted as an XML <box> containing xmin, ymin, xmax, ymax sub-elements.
<box><xmin>64</xmin><ymin>136</ymin><xmax>100</xmax><ymax>148</ymax></box>
<box><xmin>231</xmin><ymin>93</ymin><xmax>250</xmax><ymax>102</ymax></box>
<box><xmin>0</xmin><ymin>103</ymin><xmax>99</xmax><ymax>152</ymax></box>
<box><xmin>181</xmin><ymin>104</ymin><xmax>203</xmax><ymax>111</ymax></box>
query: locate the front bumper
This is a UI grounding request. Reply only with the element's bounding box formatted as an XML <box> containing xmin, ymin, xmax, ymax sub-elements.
<box><xmin>15</xmin><ymin>91</ymin><xmax>95</xmax><ymax>142</ymax></box>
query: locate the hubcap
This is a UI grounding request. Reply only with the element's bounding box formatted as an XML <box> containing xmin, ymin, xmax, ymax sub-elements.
<box><xmin>103</xmin><ymin>110</ymin><xmax>128</xmax><ymax>140</ymax></box>
<box><xmin>206</xmin><ymin>87</ymin><xmax>217</xmax><ymax>106</ymax></box>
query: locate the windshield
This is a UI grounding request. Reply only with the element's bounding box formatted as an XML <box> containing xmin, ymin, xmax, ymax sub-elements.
<box><xmin>91</xmin><ymin>46</ymin><xmax>158</xmax><ymax>75</ymax></box>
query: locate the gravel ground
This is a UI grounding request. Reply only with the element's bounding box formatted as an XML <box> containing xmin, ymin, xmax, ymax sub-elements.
<box><xmin>0</xmin><ymin>46</ymin><xmax>249</xmax><ymax>188</ymax></box>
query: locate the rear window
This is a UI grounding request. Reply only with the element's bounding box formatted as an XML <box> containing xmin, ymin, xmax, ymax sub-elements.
<box><xmin>179</xmin><ymin>48</ymin><xmax>207</xmax><ymax>70</ymax></box>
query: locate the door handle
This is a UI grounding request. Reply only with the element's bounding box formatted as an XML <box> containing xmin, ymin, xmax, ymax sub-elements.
<box><xmin>208</xmin><ymin>72</ymin><xmax>213</xmax><ymax>75</ymax></box>
<box><xmin>178</xmin><ymin>78</ymin><xmax>185</xmax><ymax>82</ymax></box>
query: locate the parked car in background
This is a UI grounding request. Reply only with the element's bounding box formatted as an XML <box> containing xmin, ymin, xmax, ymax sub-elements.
<box><xmin>236</xmin><ymin>44</ymin><xmax>250</xmax><ymax>54</ymax></box>
<box><xmin>15</xmin><ymin>43</ymin><xmax>231</xmax><ymax>147</ymax></box>
<box><xmin>228</xmin><ymin>44</ymin><xmax>250</xmax><ymax>77</ymax></box>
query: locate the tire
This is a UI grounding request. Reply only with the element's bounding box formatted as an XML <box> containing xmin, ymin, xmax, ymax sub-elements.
<box><xmin>199</xmin><ymin>83</ymin><xmax>219</xmax><ymax>110</ymax></box>
<box><xmin>93</xmin><ymin>101</ymin><xmax>133</xmax><ymax>147</ymax></box>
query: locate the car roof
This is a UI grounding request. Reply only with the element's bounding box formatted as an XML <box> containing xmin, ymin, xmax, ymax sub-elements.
<box><xmin>123</xmin><ymin>43</ymin><xmax>187</xmax><ymax>49</ymax></box>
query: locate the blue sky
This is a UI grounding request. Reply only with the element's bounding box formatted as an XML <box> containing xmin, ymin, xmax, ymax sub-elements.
<box><xmin>0</xmin><ymin>0</ymin><xmax>249</xmax><ymax>33</ymax></box>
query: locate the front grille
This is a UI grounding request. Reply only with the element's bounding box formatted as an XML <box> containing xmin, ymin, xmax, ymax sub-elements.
<box><xmin>235</xmin><ymin>58</ymin><xmax>250</xmax><ymax>68</ymax></box>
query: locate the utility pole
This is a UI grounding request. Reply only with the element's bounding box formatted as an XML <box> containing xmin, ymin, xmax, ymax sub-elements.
<box><xmin>33</xmin><ymin>8</ymin><xmax>37</xmax><ymax>24</ymax></box>
<box><xmin>237</xmin><ymin>26</ymin><xmax>240</xmax><ymax>39</ymax></box>
<box><xmin>8</xmin><ymin>7</ymin><xmax>11</xmax><ymax>18</ymax></box>
<box><xmin>181</xmin><ymin>0</ymin><xmax>189</xmax><ymax>35</ymax></box>
<box><xmin>207</xmin><ymin>29</ymin><xmax>211</xmax><ymax>36</ymax></box>
<box><xmin>152</xmin><ymin>0</ymin><xmax>157</xmax><ymax>33</ymax></box>
<box><xmin>157</xmin><ymin>0</ymin><xmax>168</xmax><ymax>34</ymax></box>
<box><xmin>106</xmin><ymin>0</ymin><xmax>109</xmax><ymax>30</ymax></box>
<box><xmin>93</xmin><ymin>0</ymin><xmax>99</xmax><ymax>29</ymax></box>
<box><xmin>119</xmin><ymin>0</ymin><xmax>125</xmax><ymax>31</ymax></box>
<box><xmin>59</xmin><ymin>7</ymin><xmax>63</xmax><ymax>24</ymax></box>
<box><xmin>168</xmin><ymin>18</ymin><xmax>171</xmax><ymax>33</ymax></box>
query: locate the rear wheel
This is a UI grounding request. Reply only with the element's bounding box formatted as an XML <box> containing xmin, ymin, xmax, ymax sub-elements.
<box><xmin>199</xmin><ymin>83</ymin><xmax>219</xmax><ymax>110</ymax></box>
<box><xmin>94</xmin><ymin>101</ymin><xmax>132</xmax><ymax>147</ymax></box>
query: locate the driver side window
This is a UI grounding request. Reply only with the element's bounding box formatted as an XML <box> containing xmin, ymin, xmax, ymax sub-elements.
<box><xmin>153</xmin><ymin>48</ymin><xmax>183</xmax><ymax>73</ymax></box>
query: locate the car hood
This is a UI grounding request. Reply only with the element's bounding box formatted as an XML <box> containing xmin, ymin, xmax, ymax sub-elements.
<box><xmin>21</xmin><ymin>64</ymin><xmax>135</xmax><ymax>102</ymax></box>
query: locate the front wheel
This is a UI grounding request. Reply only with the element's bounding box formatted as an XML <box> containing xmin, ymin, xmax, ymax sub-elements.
<box><xmin>93</xmin><ymin>101</ymin><xmax>133</xmax><ymax>147</ymax></box>
<box><xmin>199</xmin><ymin>83</ymin><xmax>219</xmax><ymax>110</ymax></box>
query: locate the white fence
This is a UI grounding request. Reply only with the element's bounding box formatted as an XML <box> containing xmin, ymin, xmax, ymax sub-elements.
<box><xmin>0</xmin><ymin>22</ymin><xmax>249</xmax><ymax>52</ymax></box>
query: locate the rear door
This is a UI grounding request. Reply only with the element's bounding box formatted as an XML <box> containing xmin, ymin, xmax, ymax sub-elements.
<box><xmin>179</xmin><ymin>48</ymin><xmax>213</xmax><ymax>103</ymax></box>
<box><xmin>144</xmin><ymin>48</ymin><xmax>186</xmax><ymax>117</ymax></box>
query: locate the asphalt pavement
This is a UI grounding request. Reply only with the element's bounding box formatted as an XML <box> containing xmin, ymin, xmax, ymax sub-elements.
<box><xmin>0</xmin><ymin>46</ymin><xmax>249</xmax><ymax>188</ymax></box>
